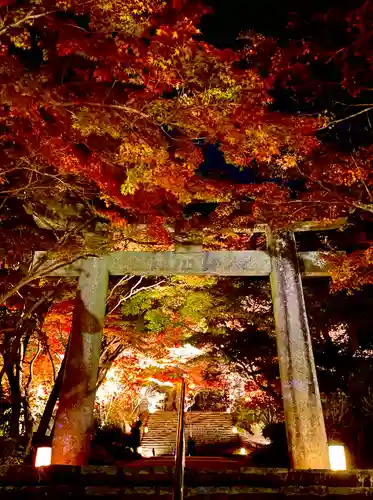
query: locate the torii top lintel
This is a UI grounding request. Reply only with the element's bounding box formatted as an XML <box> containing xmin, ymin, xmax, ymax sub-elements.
<box><xmin>32</xmin><ymin>219</ymin><xmax>345</xmax><ymax>278</ymax></box>
<box><xmin>33</xmin><ymin>250</ymin><xmax>331</xmax><ymax>278</ymax></box>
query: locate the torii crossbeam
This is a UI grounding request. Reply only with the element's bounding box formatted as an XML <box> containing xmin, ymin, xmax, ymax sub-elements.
<box><xmin>33</xmin><ymin>227</ymin><xmax>338</xmax><ymax>469</ymax></box>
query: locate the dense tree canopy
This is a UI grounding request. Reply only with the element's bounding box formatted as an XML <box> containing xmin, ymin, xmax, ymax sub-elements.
<box><xmin>0</xmin><ymin>0</ymin><xmax>347</xmax><ymax>247</ymax></box>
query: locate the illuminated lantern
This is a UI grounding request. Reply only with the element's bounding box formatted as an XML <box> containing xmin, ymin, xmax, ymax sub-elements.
<box><xmin>239</xmin><ymin>447</ymin><xmax>247</xmax><ymax>456</ymax></box>
<box><xmin>144</xmin><ymin>426</ymin><xmax>149</xmax><ymax>434</ymax></box>
<box><xmin>232</xmin><ymin>426</ymin><xmax>238</xmax><ymax>434</ymax></box>
<box><xmin>329</xmin><ymin>445</ymin><xmax>347</xmax><ymax>471</ymax></box>
<box><xmin>35</xmin><ymin>447</ymin><xmax>52</xmax><ymax>467</ymax></box>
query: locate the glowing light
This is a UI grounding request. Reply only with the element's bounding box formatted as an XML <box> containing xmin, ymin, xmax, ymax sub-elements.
<box><xmin>139</xmin><ymin>357</ymin><xmax>161</xmax><ymax>368</ymax></box>
<box><xmin>96</xmin><ymin>368</ymin><xmax>123</xmax><ymax>405</ymax></box>
<box><xmin>148</xmin><ymin>377</ymin><xmax>174</xmax><ymax>387</ymax></box>
<box><xmin>35</xmin><ymin>447</ymin><xmax>52</xmax><ymax>467</ymax></box>
<box><xmin>142</xmin><ymin>449</ymin><xmax>154</xmax><ymax>458</ymax></box>
<box><xmin>36</xmin><ymin>385</ymin><xmax>45</xmax><ymax>398</ymax></box>
<box><xmin>328</xmin><ymin>324</ymin><xmax>348</xmax><ymax>344</ymax></box>
<box><xmin>147</xmin><ymin>391</ymin><xmax>165</xmax><ymax>413</ymax></box>
<box><xmin>167</xmin><ymin>344</ymin><xmax>204</xmax><ymax>361</ymax></box>
<box><xmin>137</xmin><ymin>447</ymin><xmax>143</xmax><ymax>455</ymax></box>
<box><xmin>144</xmin><ymin>426</ymin><xmax>149</xmax><ymax>434</ymax></box>
<box><xmin>239</xmin><ymin>447</ymin><xmax>247</xmax><ymax>456</ymax></box>
<box><xmin>232</xmin><ymin>426</ymin><xmax>238</xmax><ymax>434</ymax></box>
<box><xmin>329</xmin><ymin>445</ymin><xmax>346</xmax><ymax>471</ymax></box>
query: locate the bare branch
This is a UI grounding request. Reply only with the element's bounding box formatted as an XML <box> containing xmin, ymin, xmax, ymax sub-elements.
<box><xmin>108</xmin><ymin>278</ymin><xmax>166</xmax><ymax>315</ymax></box>
<box><xmin>53</xmin><ymin>101</ymin><xmax>149</xmax><ymax>120</ymax></box>
<box><xmin>108</xmin><ymin>276</ymin><xmax>144</xmax><ymax>315</ymax></box>
<box><xmin>319</xmin><ymin>107</ymin><xmax>373</xmax><ymax>130</ymax></box>
<box><xmin>106</xmin><ymin>275</ymin><xmax>133</xmax><ymax>302</ymax></box>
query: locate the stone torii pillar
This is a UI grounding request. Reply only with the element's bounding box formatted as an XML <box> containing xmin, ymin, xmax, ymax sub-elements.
<box><xmin>51</xmin><ymin>258</ymin><xmax>108</xmax><ymax>465</ymax></box>
<box><xmin>267</xmin><ymin>229</ymin><xmax>329</xmax><ymax>469</ymax></box>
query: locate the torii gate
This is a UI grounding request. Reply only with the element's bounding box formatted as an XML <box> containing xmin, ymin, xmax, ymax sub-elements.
<box><xmin>34</xmin><ymin>222</ymin><xmax>342</xmax><ymax>469</ymax></box>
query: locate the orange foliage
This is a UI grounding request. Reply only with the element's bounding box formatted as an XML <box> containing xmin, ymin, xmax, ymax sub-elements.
<box><xmin>0</xmin><ymin>0</ymin><xmax>331</xmax><ymax>242</ymax></box>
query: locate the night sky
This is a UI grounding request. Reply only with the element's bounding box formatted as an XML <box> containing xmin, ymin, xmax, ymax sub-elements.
<box><xmin>199</xmin><ymin>0</ymin><xmax>373</xmax><ymax>150</ymax></box>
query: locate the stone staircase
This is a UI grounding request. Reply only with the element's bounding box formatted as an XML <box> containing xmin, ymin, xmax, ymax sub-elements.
<box><xmin>141</xmin><ymin>411</ymin><xmax>241</xmax><ymax>457</ymax></box>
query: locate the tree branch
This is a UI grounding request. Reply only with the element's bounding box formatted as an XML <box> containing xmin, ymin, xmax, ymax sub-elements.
<box><xmin>25</xmin><ymin>342</ymin><xmax>41</xmax><ymax>393</ymax></box>
<box><xmin>0</xmin><ymin>10</ymin><xmax>57</xmax><ymax>37</ymax></box>
<box><xmin>108</xmin><ymin>278</ymin><xmax>166</xmax><ymax>315</ymax></box>
<box><xmin>45</xmin><ymin>342</ymin><xmax>57</xmax><ymax>383</ymax></box>
<box><xmin>53</xmin><ymin>101</ymin><xmax>149</xmax><ymax>120</ymax></box>
<box><xmin>106</xmin><ymin>275</ymin><xmax>133</xmax><ymax>302</ymax></box>
<box><xmin>0</xmin><ymin>250</ymin><xmax>99</xmax><ymax>305</ymax></box>
<box><xmin>319</xmin><ymin>107</ymin><xmax>373</xmax><ymax>130</ymax></box>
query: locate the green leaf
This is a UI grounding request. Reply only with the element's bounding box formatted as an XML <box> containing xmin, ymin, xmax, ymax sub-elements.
<box><xmin>144</xmin><ymin>309</ymin><xmax>171</xmax><ymax>333</ymax></box>
<box><xmin>180</xmin><ymin>291</ymin><xmax>214</xmax><ymax>321</ymax></box>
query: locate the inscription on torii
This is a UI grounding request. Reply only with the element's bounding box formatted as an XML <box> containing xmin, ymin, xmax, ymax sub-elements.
<box><xmin>33</xmin><ymin>249</ymin><xmax>328</xmax><ymax>277</ymax></box>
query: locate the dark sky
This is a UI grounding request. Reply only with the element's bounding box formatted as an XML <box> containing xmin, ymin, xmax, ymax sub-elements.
<box><xmin>199</xmin><ymin>0</ymin><xmax>365</xmax><ymax>48</ymax></box>
<box><xmin>199</xmin><ymin>0</ymin><xmax>372</xmax><ymax>152</ymax></box>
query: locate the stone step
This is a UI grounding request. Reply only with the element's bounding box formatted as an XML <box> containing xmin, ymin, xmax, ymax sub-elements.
<box><xmin>141</xmin><ymin>412</ymin><xmax>238</xmax><ymax>457</ymax></box>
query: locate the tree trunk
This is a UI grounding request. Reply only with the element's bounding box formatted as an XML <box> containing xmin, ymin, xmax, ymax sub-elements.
<box><xmin>32</xmin><ymin>353</ymin><xmax>67</xmax><ymax>447</ymax></box>
<box><xmin>4</xmin><ymin>334</ymin><xmax>22</xmax><ymax>439</ymax></box>
<box><xmin>0</xmin><ymin>365</ymin><xmax>5</xmax><ymax>400</ymax></box>
<box><xmin>3</xmin><ymin>291</ymin><xmax>58</xmax><ymax>433</ymax></box>
<box><xmin>22</xmin><ymin>394</ymin><xmax>34</xmax><ymax>457</ymax></box>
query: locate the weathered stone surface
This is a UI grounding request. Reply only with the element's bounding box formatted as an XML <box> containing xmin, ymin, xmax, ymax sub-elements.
<box><xmin>298</xmin><ymin>251</ymin><xmax>332</xmax><ymax>277</ymax></box>
<box><xmin>52</xmin><ymin>258</ymin><xmax>109</xmax><ymax>465</ymax></box>
<box><xmin>33</xmin><ymin>249</ymin><xmax>336</xmax><ymax>279</ymax></box>
<box><xmin>107</xmin><ymin>250</ymin><xmax>271</xmax><ymax>276</ymax></box>
<box><xmin>33</xmin><ymin>250</ymin><xmax>272</xmax><ymax>277</ymax></box>
<box><xmin>267</xmin><ymin>230</ymin><xmax>329</xmax><ymax>470</ymax></box>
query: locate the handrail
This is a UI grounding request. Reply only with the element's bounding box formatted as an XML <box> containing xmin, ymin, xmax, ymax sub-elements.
<box><xmin>173</xmin><ymin>378</ymin><xmax>186</xmax><ymax>500</ymax></box>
